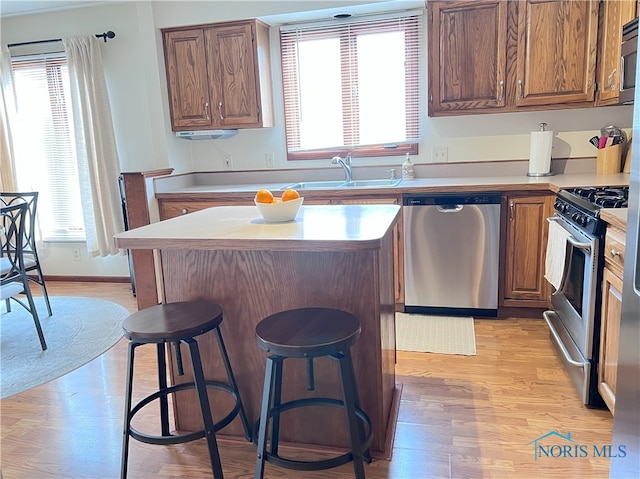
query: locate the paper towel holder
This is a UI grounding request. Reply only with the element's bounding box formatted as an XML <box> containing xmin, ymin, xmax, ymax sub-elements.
<box><xmin>526</xmin><ymin>122</ymin><xmax>555</xmax><ymax>177</ymax></box>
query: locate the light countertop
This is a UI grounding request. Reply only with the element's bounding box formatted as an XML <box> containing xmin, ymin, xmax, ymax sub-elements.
<box><xmin>115</xmin><ymin>204</ymin><xmax>401</xmax><ymax>252</ymax></box>
<box><xmin>154</xmin><ymin>172</ymin><xmax>630</xmax><ymax>197</ymax></box>
<box><xmin>601</xmin><ymin>208</ymin><xmax>628</xmax><ymax>230</ymax></box>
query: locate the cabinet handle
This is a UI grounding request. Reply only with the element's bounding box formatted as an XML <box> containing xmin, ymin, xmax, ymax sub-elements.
<box><xmin>517</xmin><ymin>80</ymin><xmax>523</xmax><ymax>100</ymax></box>
<box><xmin>509</xmin><ymin>201</ymin><xmax>514</xmax><ymax>221</ymax></box>
<box><xmin>610</xmin><ymin>249</ymin><xmax>622</xmax><ymax>257</ymax></box>
<box><xmin>204</xmin><ymin>102</ymin><xmax>210</xmax><ymax>121</ymax></box>
<box><xmin>181</xmin><ymin>208</ymin><xmax>188</xmax><ymax>215</ymax></box>
<box><xmin>608</xmin><ymin>68</ymin><xmax>617</xmax><ymax>91</ymax></box>
<box><xmin>218</xmin><ymin>102</ymin><xmax>224</xmax><ymax>120</ymax></box>
<box><xmin>498</xmin><ymin>80</ymin><xmax>504</xmax><ymax>101</ymax></box>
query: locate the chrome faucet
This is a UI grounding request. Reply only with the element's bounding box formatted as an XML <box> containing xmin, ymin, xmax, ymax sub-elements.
<box><xmin>331</xmin><ymin>153</ymin><xmax>352</xmax><ymax>182</ymax></box>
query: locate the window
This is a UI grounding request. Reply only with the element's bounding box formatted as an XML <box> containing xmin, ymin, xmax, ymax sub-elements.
<box><xmin>280</xmin><ymin>11</ymin><xmax>423</xmax><ymax>161</ymax></box>
<box><xmin>10</xmin><ymin>53</ymin><xmax>84</xmax><ymax>241</ymax></box>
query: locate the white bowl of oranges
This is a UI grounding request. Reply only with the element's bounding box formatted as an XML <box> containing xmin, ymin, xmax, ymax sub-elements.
<box><xmin>254</xmin><ymin>188</ymin><xmax>303</xmax><ymax>222</ymax></box>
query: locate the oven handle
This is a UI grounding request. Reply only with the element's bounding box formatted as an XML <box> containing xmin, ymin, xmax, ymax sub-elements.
<box><xmin>546</xmin><ymin>216</ymin><xmax>591</xmax><ymax>252</ymax></box>
<box><xmin>543</xmin><ymin>311</ymin><xmax>589</xmax><ymax>368</ymax></box>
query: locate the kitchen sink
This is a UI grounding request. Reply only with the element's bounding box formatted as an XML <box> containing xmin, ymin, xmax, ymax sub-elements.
<box><xmin>282</xmin><ymin>180</ymin><xmax>347</xmax><ymax>190</ymax></box>
<box><xmin>282</xmin><ymin>178</ymin><xmax>401</xmax><ymax>190</ymax></box>
<box><xmin>341</xmin><ymin>179</ymin><xmax>402</xmax><ymax>188</ymax></box>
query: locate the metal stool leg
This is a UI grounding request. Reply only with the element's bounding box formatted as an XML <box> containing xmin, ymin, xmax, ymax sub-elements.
<box><xmin>343</xmin><ymin>348</ymin><xmax>372</xmax><ymax>463</ymax></box>
<box><xmin>269</xmin><ymin>358</ymin><xmax>283</xmax><ymax>457</ymax></box>
<box><xmin>255</xmin><ymin>356</ymin><xmax>277</xmax><ymax>479</ymax></box>
<box><xmin>156</xmin><ymin>343</ymin><xmax>170</xmax><ymax>437</ymax></box>
<box><xmin>338</xmin><ymin>351</ymin><xmax>366</xmax><ymax>479</ymax></box>
<box><xmin>185</xmin><ymin>337</ymin><xmax>224</xmax><ymax>479</ymax></box>
<box><xmin>120</xmin><ymin>341</ymin><xmax>138</xmax><ymax>479</ymax></box>
<box><xmin>214</xmin><ymin>326</ymin><xmax>251</xmax><ymax>440</ymax></box>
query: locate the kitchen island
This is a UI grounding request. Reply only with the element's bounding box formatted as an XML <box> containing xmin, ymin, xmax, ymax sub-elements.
<box><xmin>114</xmin><ymin>203</ymin><xmax>400</xmax><ymax>456</ymax></box>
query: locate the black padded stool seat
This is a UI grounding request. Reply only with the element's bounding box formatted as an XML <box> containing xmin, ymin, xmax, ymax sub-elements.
<box><xmin>120</xmin><ymin>300</ymin><xmax>250</xmax><ymax>479</ymax></box>
<box><xmin>254</xmin><ymin>307</ymin><xmax>372</xmax><ymax>479</ymax></box>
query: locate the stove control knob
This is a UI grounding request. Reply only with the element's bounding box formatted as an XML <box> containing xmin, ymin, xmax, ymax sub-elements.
<box><xmin>553</xmin><ymin>201</ymin><xmax>569</xmax><ymax>213</ymax></box>
<box><xmin>571</xmin><ymin>213</ymin><xmax>588</xmax><ymax>226</ymax></box>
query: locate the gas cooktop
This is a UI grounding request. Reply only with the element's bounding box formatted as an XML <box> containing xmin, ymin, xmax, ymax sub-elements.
<box><xmin>564</xmin><ymin>186</ymin><xmax>629</xmax><ymax>208</ymax></box>
<box><xmin>554</xmin><ymin>186</ymin><xmax>629</xmax><ymax>235</ymax></box>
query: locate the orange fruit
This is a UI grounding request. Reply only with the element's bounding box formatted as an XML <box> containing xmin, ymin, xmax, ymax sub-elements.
<box><xmin>255</xmin><ymin>189</ymin><xmax>274</xmax><ymax>204</ymax></box>
<box><xmin>281</xmin><ymin>189</ymin><xmax>300</xmax><ymax>202</ymax></box>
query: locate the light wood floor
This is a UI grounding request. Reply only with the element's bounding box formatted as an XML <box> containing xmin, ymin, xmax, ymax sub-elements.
<box><xmin>0</xmin><ymin>282</ymin><xmax>614</xmax><ymax>478</ymax></box>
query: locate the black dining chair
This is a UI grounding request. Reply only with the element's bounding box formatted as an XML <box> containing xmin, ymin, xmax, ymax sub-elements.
<box><xmin>1</xmin><ymin>201</ymin><xmax>47</xmax><ymax>350</ymax></box>
<box><xmin>0</xmin><ymin>192</ymin><xmax>52</xmax><ymax>317</ymax></box>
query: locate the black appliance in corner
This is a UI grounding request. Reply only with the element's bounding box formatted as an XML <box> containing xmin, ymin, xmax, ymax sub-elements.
<box><xmin>620</xmin><ymin>17</ymin><xmax>638</xmax><ymax>105</ymax></box>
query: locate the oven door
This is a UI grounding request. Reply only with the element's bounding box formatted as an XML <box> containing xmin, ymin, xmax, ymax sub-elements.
<box><xmin>544</xmin><ymin>216</ymin><xmax>599</xmax><ymax>403</ymax></box>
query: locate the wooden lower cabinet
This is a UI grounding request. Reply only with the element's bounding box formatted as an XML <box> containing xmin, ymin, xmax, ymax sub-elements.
<box><xmin>333</xmin><ymin>197</ymin><xmax>404</xmax><ymax>305</ymax></box>
<box><xmin>158</xmin><ymin>194</ymin><xmax>404</xmax><ymax>305</ymax></box>
<box><xmin>501</xmin><ymin>192</ymin><xmax>554</xmax><ymax>307</ymax></box>
<box><xmin>598</xmin><ymin>225</ymin><xmax>626</xmax><ymax>414</ymax></box>
<box><xmin>159</xmin><ymin>199</ymin><xmax>252</xmax><ymax>219</ymax></box>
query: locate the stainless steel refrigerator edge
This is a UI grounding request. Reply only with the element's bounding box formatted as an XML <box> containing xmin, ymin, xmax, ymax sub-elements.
<box><xmin>610</xmin><ymin>51</ymin><xmax>640</xmax><ymax>477</ymax></box>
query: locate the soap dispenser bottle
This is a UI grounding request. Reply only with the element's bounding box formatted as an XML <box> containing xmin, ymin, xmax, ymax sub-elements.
<box><xmin>402</xmin><ymin>153</ymin><xmax>415</xmax><ymax>180</ymax></box>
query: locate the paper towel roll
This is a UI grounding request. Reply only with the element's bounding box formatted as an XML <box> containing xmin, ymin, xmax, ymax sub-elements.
<box><xmin>528</xmin><ymin>130</ymin><xmax>553</xmax><ymax>176</ymax></box>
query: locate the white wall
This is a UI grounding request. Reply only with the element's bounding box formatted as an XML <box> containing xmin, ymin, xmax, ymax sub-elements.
<box><xmin>1</xmin><ymin>0</ymin><xmax>633</xmax><ymax>276</ymax></box>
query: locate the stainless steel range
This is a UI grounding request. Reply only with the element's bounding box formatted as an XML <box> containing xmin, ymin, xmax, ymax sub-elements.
<box><xmin>544</xmin><ymin>186</ymin><xmax>629</xmax><ymax>407</ymax></box>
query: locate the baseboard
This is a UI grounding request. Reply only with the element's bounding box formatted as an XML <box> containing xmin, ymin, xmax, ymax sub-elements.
<box><xmin>43</xmin><ymin>276</ymin><xmax>131</xmax><ymax>283</ymax></box>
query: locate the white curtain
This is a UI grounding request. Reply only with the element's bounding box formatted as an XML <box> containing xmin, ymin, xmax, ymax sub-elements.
<box><xmin>0</xmin><ymin>45</ymin><xmax>17</xmax><ymax>192</ymax></box>
<box><xmin>62</xmin><ymin>35</ymin><xmax>124</xmax><ymax>257</ymax></box>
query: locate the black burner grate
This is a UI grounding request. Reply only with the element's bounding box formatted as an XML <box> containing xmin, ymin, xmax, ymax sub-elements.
<box><xmin>564</xmin><ymin>186</ymin><xmax>629</xmax><ymax>208</ymax></box>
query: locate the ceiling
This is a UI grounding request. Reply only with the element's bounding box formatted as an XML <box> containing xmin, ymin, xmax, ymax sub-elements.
<box><xmin>1</xmin><ymin>0</ymin><xmax>423</xmax><ymax>20</ymax></box>
<box><xmin>0</xmin><ymin>1</ymin><xmax>109</xmax><ymax>17</ymax></box>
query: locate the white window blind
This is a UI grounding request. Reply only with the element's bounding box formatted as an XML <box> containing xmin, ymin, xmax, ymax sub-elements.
<box><xmin>11</xmin><ymin>53</ymin><xmax>85</xmax><ymax>241</ymax></box>
<box><xmin>280</xmin><ymin>11</ymin><xmax>423</xmax><ymax>160</ymax></box>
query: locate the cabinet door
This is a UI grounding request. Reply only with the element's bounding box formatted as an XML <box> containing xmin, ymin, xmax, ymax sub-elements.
<box><xmin>206</xmin><ymin>22</ymin><xmax>261</xmax><ymax>128</ymax></box>
<box><xmin>515</xmin><ymin>0</ymin><xmax>598</xmax><ymax>107</ymax></box>
<box><xmin>428</xmin><ymin>1</ymin><xmax>508</xmax><ymax>114</ymax></box>
<box><xmin>503</xmin><ymin>194</ymin><xmax>553</xmax><ymax>306</ymax></box>
<box><xmin>599</xmin><ymin>266</ymin><xmax>623</xmax><ymax>414</ymax></box>
<box><xmin>163</xmin><ymin>29</ymin><xmax>213</xmax><ymax>130</ymax></box>
<box><xmin>596</xmin><ymin>0</ymin><xmax>637</xmax><ymax>106</ymax></box>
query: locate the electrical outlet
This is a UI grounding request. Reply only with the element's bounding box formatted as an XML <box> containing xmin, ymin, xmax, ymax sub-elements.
<box><xmin>223</xmin><ymin>154</ymin><xmax>233</xmax><ymax>170</ymax></box>
<box><xmin>72</xmin><ymin>248</ymin><xmax>81</xmax><ymax>261</ymax></box>
<box><xmin>265</xmin><ymin>153</ymin><xmax>274</xmax><ymax>168</ymax></box>
<box><xmin>432</xmin><ymin>147</ymin><xmax>448</xmax><ymax>162</ymax></box>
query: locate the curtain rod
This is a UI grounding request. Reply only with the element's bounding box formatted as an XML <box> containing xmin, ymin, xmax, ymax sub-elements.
<box><xmin>8</xmin><ymin>31</ymin><xmax>116</xmax><ymax>48</ymax></box>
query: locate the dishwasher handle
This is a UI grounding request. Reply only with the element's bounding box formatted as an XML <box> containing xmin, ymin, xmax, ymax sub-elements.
<box><xmin>437</xmin><ymin>204</ymin><xmax>463</xmax><ymax>213</ymax></box>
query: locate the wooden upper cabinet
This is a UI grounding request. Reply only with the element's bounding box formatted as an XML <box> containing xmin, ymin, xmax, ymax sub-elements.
<box><xmin>428</xmin><ymin>0</ymin><xmax>508</xmax><ymax>114</ymax></box>
<box><xmin>163</xmin><ymin>29</ymin><xmax>212</xmax><ymax>129</ymax></box>
<box><xmin>428</xmin><ymin>0</ymin><xmax>601</xmax><ymax>116</ymax></box>
<box><xmin>162</xmin><ymin>19</ymin><xmax>274</xmax><ymax>131</ymax></box>
<box><xmin>596</xmin><ymin>0</ymin><xmax>637</xmax><ymax>106</ymax></box>
<box><xmin>515</xmin><ymin>0</ymin><xmax>599</xmax><ymax>107</ymax></box>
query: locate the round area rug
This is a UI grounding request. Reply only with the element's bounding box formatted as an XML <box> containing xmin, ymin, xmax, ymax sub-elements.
<box><xmin>0</xmin><ymin>296</ymin><xmax>129</xmax><ymax>399</ymax></box>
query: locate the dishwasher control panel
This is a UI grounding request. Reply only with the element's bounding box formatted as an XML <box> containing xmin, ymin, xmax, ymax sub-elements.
<box><xmin>403</xmin><ymin>193</ymin><xmax>501</xmax><ymax>206</ymax></box>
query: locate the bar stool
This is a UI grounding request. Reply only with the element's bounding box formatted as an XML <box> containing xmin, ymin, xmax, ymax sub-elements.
<box><xmin>254</xmin><ymin>307</ymin><xmax>373</xmax><ymax>479</ymax></box>
<box><xmin>120</xmin><ymin>300</ymin><xmax>251</xmax><ymax>479</ymax></box>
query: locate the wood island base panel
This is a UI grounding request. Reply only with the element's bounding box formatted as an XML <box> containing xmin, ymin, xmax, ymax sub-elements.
<box><xmin>114</xmin><ymin>204</ymin><xmax>401</xmax><ymax>455</ymax></box>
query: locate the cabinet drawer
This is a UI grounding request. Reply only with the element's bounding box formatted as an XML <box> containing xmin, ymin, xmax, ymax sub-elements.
<box><xmin>604</xmin><ymin>226</ymin><xmax>626</xmax><ymax>274</ymax></box>
<box><xmin>159</xmin><ymin>200</ymin><xmax>250</xmax><ymax>220</ymax></box>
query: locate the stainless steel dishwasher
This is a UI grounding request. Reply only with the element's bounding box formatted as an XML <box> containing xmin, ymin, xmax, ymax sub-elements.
<box><xmin>403</xmin><ymin>193</ymin><xmax>501</xmax><ymax>317</ymax></box>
